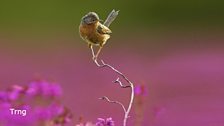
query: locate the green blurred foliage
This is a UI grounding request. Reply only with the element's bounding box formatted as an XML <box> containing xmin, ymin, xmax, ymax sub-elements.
<box><xmin>0</xmin><ymin>0</ymin><xmax>223</xmax><ymax>34</ymax></box>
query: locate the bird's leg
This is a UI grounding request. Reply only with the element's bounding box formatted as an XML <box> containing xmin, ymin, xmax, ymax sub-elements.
<box><xmin>88</xmin><ymin>44</ymin><xmax>97</xmax><ymax>60</ymax></box>
<box><xmin>90</xmin><ymin>45</ymin><xmax>97</xmax><ymax>61</ymax></box>
<box><xmin>95</xmin><ymin>46</ymin><xmax>103</xmax><ymax>60</ymax></box>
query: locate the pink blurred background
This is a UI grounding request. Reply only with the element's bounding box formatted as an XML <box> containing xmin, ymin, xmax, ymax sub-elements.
<box><xmin>1</xmin><ymin>30</ymin><xmax>224</xmax><ymax>126</ymax></box>
<box><xmin>1</xmin><ymin>1</ymin><xmax>224</xmax><ymax>126</ymax></box>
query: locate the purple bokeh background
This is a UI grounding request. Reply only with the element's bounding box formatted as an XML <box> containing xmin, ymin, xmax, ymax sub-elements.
<box><xmin>0</xmin><ymin>31</ymin><xmax>224</xmax><ymax>126</ymax></box>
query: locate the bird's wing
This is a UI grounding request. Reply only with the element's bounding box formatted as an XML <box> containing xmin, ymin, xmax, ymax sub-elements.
<box><xmin>97</xmin><ymin>24</ymin><xmax>112</xmax><ymax>34</ymax></box>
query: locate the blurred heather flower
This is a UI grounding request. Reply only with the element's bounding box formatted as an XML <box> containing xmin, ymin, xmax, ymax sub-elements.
<box><xmin>8</xmin><ymin>85</ymin><xmax>25</xmax><ymax>101</ymax></box>
<box><xmin>96</xmin><ymin>118</ymin><xmax>115</xmax><ymax>126</ymax></box>
<box><xmin>0</xmin><ymin>79</ymin><xmax>71</xmax><ymax>126</ymax></box>
<box><xmin>76</xmin><ymin>122</ymin><xmax>96</xmax><ymax>126</ymax></box>
<box><xmin>26</xmin><ymin>81</ymin><xmax>39</xmax><ymax>96</ymax></box>
<box><xmin>0</xmin><ymin>91</ymin><xmax>8</xmax><ymax>102</ymax></box>
<box><xmin>34</xmin><ymin>103</ymin><xmax>64</xmax><ymax>120</ymax></box>
<box><xmin>0</xmin><ymin>102</ymin><xmax>11</xmax><ymax>121</ymax></box>
<box><xmin>26</xmin><ymin>80</ymin><xmax>62</xmax><ymax>98</ymax></box>
<box><xmin>0</xmin><ymin>85</ymin><xmax>25</xmax><ymax>102</ymax></box>
<box><xmin>46</xmin><ymin>106</ymin><xmax>73</xmax><ymax>126</ymax></box>
<box><xmin>134</xmin><ymin>85</ymin><xmax>148</xmax><ymax>96</ymax></box>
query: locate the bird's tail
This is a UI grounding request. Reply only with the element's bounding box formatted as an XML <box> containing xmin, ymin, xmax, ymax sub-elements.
<box><xmin>103</xmin><ymin>9</ymin><xmax>119</xmax><ymax>27</ymax></box>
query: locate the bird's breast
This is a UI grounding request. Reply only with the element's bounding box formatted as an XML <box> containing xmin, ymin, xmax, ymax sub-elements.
<box><xmin>79</xmin><ymin>23</ymin><xmax>110</xmax><ymax>46</ymax></box>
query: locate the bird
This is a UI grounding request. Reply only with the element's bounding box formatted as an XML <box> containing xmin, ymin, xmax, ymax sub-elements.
<box><xmin>79</xmin><ymin>9</ymin><xmax>119</xmax><ymax>60</ymax></box>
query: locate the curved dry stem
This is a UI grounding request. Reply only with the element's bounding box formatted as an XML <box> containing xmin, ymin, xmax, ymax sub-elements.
<box><xmin>99</xmin><ymin>96</ymin><xmax>126</xmax><ymax>113</ymax></box>
<box><xmin>113</xmin><ymin>77</ymin><xmax>131</xmax><ymax>88</ymax></box>
<box><xmin>93</xmin><ymin>59</ymin><xmax>134</xmax><ymax>126</ymax></box>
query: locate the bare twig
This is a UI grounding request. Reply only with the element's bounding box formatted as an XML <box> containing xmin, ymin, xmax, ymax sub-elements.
<box><xmin>99</xmin><ymin>96</ymin><xmax>126</xmax><ymax>113</ymax></box>
<box><xmin>113</xmin><ymin>77</ymin><xmax>131</xmax><ymax>88</ymax></box>
<box><xmin>93</xmin><ymin>59</ymin><xmax>134</xmax><ymax>126</ymax></box>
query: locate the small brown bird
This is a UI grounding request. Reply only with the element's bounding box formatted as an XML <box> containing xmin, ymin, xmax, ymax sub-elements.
<box><xmin>79</xmin><ymin>10</ymin><xmax>119</xmax><ymax>60</ymax></box>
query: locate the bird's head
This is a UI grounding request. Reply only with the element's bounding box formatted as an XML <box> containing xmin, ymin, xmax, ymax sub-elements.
<box><xmin>82</xmin><ymin>12</ymin><xmax>101</xmax><ymax>25</ymax></box>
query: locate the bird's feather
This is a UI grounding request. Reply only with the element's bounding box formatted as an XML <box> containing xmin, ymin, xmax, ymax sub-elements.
<box><xmin>97</xmin><ymin>24</ymin><xmax>112</xmax><ymax>34</ymax></box>
<box><xmin>103</xmin><ymin>9</ymin><xmax>119</xmax><ymax>27</ymax></box>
